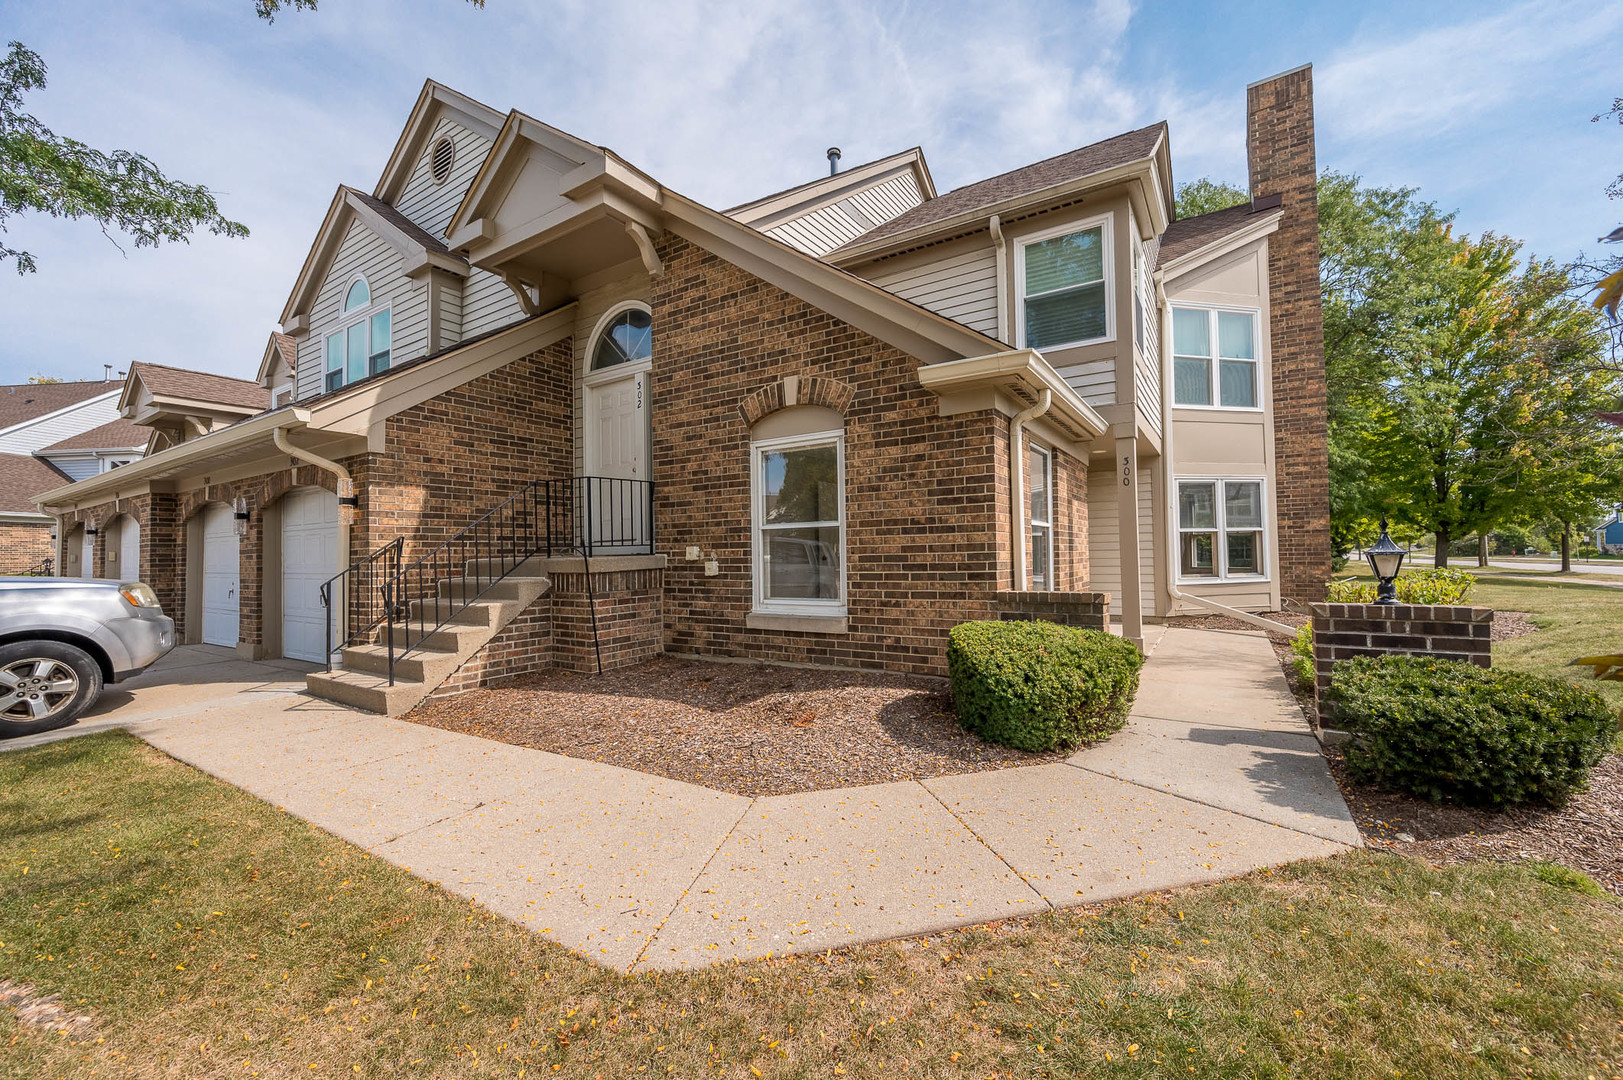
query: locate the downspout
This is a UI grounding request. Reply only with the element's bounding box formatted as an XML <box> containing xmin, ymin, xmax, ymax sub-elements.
<box><xmin>1009</xmin><ymin>388</ymin><xmax>1052</xmax><ymax>591</ymax></box>
<box><xmin>273</xmin><ymin>425</ymin><xmax>355</xmax><ymax>565</ymax></box>
<box><xmin>989</xmin><ymin>214</ymin><xmax>1008</xmax><ymax>344</ymax></box>
<box><xmin>1153</xmin><ymin>272</ymin><xmax>1295</xmax><ymax>636</ymax></box>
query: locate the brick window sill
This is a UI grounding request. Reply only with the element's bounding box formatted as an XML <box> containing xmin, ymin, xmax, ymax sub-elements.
<box><xmin>745</xmin><ymin>611</ymin><xmax>849</xmax><ymax>634</ymax></box>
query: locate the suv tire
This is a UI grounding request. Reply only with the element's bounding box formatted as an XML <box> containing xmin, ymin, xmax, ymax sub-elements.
<box><xmin>0</xmin><ymin>641</ymin><xmax>104</xmax><ymax>738</ymax></box>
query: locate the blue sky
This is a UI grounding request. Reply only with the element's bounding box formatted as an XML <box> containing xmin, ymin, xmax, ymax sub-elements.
<box><xmin>0</xmin><ymin>0</ymin><xmax>1618</xmax><ymax>385</ymax></box>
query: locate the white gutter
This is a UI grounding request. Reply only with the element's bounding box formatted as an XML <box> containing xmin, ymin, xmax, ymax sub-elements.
<box><xmin>1153</xmin><ymin>271</ymin><xmax>1296</xmax><ymax>637</ymax></box>
<box><xmin>1009</xmin><ymin>389</ymin><xmax>1051</xmax><ymax>591</ymax></box>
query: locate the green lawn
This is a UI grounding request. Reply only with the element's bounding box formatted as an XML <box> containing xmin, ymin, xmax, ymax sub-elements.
<box><xmin>1333</xmin><ymin>568</ymin><xmax>1623</xmax><ymax>710</ymax></box>
<box><xmin>3</xmin><ymin>733</ymin><xmax>1620</xmax><ymax>1078</ymax></box>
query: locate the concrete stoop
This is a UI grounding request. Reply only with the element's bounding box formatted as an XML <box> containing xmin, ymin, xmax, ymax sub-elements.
<box><xmin>305</xmin><ymin>572</ymin><xmax>551</xmax><ymax>715</ymax></box>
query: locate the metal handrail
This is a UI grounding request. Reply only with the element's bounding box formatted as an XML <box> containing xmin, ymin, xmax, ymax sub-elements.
<box><xmin>380</xmin><ymin>476</ymin><xmax>654</xmax><ymax>684</ymax></box>
<box><xmin>319</xmin><ymin>537</ymin><xmax>403</xmax><ymax>671</ymax></box>
<box><xmin>21</xmin><ymin>557</ymin><xmax>54</xmax><ymax>576</ymax></box>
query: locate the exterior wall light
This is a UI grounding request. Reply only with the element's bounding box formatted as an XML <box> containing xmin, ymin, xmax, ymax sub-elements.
<box><xmin>84</xmin><ymin>517</ymin><xmax>98</xmax><ymax>536</ymax></box>
<box><xmin>337</xmin><ymin>477</ymin><xmax>359</xmax><ymax>526</ymax></box>
<box><xmin>233</xmin><ymin>496</ymin><xmax>251</xmax><ymax>538</ymax></box>
<box><xmin>1365</xmin><ymin>517</ymin><xmax>1406</xmax><ymax>605</ymax></box>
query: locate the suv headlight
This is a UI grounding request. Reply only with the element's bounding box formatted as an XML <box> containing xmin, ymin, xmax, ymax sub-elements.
<box><xmin>119</xmin><ymin>583</ymin><xmax>161</xmax><ymax>609</ymax></box>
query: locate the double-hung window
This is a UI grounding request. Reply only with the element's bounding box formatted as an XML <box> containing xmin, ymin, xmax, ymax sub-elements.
<box><xmin>1177</xmin><ymin>479</ymin><xmax>1266</xmax><ymax>580</ymax></box>
<box><xmin>1172</xmin><ymin>307</ymin><xmax>1259</xmax><ymax>408</ymax></box>
<box><xmin>324</xmin><ymin>277</ymin><xmax>391</xmax><ymax>392</ymax></box>
<box><xmin>1018</xmin><ymin>217</ymin><xmax>1111</xmax><ymax>350</ymax></box>
<box><xmin>752</xmin><ymin>431</ymin><xmax>845</xmax><ymax>614</ymax></box>
<box><xmin>1027</xmin><ymin>443</ymin><xmax>1052</xmax><ymax>589</ymax></box>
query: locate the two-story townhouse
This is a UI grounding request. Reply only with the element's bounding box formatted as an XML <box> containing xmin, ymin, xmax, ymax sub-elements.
<box><xmin>37</xmin><ymin>65</ymin><xmax>1330</xmax><ymax>715</ymax></box>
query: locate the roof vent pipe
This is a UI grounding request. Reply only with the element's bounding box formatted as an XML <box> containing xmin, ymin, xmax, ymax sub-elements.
<box><xmin>104</xmin><ymin>364</ymin><xmax>113</xmax><ymax>382</ymax></box>
<box><xmin>826</xmin><ymin>147</ymin><xmax>841</xmax><ymax>176</ymax></box>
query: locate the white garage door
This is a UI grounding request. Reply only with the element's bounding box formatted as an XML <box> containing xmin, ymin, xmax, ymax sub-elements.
<box><xmin>201</xmin><ymin>504</ymin><xmax>240</xmax><ymax>649</ymax></box>
<box><xmin>119</xmin><ymin>518</ymin><xmax>140</xmax><ymax>581</ymax></box>
<box><xmin>281</xmin><ymin>488</ymin><xmax>338</xmax><ymax>663</ymax></box>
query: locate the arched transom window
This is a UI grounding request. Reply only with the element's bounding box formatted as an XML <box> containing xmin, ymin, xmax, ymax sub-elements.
<box><xmin>591</xmin><ymin>307</ymin><xmax>652</xmax><ymax>371</ymax></box>
<box><xmin>344</xmin><ymin>277</ymin><xmax>371</xmax><ymax>312</ymax></box>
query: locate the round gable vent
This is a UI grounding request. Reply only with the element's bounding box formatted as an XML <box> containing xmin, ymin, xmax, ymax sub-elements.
<box><xmin>430</xmin><ymin>136</ymin><xmax>456</xmax><ymax>184</ymax></box>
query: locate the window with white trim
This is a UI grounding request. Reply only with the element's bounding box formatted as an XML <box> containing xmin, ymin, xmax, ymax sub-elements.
<box><xmin>1172</xmin><ymin>306</ymin><xmax>1258</xmax><ymax>408</ymax></box>
<box><xmin>751</xmin><ymin>430</ymin><xmax>844</xmax><ymax>614</ymax></box>
<box><xmin>1017</xmin><ymin>217</ymin><xmax>1111</xmax><ymax>350</ymax></box>
<box><xmin>1177</xmin><ymin>479</ymin><xmax>1267</xmax><ymax>580</ymax></box>
<box><xmin>1027</xmin><ymin>443</ymin><xmax>1052</xmax><ymax>589</ymax></box>
<box><xmin>324</xmin><ymin>276</ymin><xmax>391</xmax><ymax>392</ymax></box>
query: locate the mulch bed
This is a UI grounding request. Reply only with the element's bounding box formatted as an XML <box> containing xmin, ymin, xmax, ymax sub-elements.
<box><xmin>405</xmin><ymin>655</ymin><xmax>1066</xmax><ymax>797</ymax></box>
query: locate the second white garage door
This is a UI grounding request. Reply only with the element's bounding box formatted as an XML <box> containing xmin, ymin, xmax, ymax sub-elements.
<box><xmin>201</xmin><ymin>504</ymin><xmax>240</xmax><ymax>648</ymax></box>
<box><xmin>281</xmin><ymin>487</ymin><xmax>339</xmax><ymax>663</ymax></box>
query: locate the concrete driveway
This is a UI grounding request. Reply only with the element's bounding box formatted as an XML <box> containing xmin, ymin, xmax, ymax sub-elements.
<box><xmin>2</xmin><ymin>630</ymin><xmax>1360</xmax><ymax>971</ymax></box>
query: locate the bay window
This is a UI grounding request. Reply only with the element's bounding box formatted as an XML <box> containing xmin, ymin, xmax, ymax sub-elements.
<box><xmin>1027</xmin><ymin>443</ymin><xmax>1052</xmax><ymax>589</ymax></box>
<box><xmin>324</xmin><ymin>276</ymin><xmax>391</xmax><ymax>392</ymax></box>
<box><xmin>1172</xmin><ymin>306</ymin><xmax>1259</xmax><ymax>409</ymax></box>
<box><xmin>1017</xmin><ymin>217</ymin><xmax>1111</xmax><ymax>350</ymax></box>
<box><xmin>752</xmin><ymin>430</ymin><xmax>845</xmax><ymax>614</ymax></box>
<box><xmin>1177</xmin><ymin>479</ymin><xmax>1267</xmax><ymax>581</ymax></box>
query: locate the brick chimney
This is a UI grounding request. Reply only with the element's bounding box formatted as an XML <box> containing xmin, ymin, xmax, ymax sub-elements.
<box><xmin>1247</xmin><ymin>63</ymin><xmax>1330</xmax><ymax>601</ymax></box>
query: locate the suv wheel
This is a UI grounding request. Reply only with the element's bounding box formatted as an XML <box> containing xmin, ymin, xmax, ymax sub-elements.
<box><xmin>0</xmin><ymin>641</ymin><xmax>103</xmax><ymax>738</ymax></box>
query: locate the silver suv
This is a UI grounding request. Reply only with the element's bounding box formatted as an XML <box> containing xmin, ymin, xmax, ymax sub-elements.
<box><xmin>0</xmin><ymin>577</ymin><xmax>176</xmax><ymax>737</ymax></box>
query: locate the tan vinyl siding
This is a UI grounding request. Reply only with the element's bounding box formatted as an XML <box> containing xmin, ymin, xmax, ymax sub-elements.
<box><xmin>1135</xmin><ymin>356</ymin><xmax>1162</xmax><ymax>432</ymax></box>
<box><xmin>1055</xmin><ymin>358</ymin><xmax>1116</xmax><ymax>409</ymax></box>
<box><xmin>863</xmin><ymin>242</ymin><xmax>999</xmax><ymax>336</ymax></box>
<box><xmin>840</xmin><ymin>172</ymin><xmax>922</xmax><ymax>225</ymax></box>
<box><xmin>295</xmin><ymin>219</ymin><xmax>426</xmax><ymax>400</ymax></box>
<box><xmin>763</xmin><ymin>172</ymin><xmax>924</xmax><ymax>257</ymax></box>
<box><xmin>1087</xmin><ymin>461</ymin><xmax>1155</xmax><ymax>618</ymax></box>
<box><xmin>437</xmin><ymin>279</ymin><xmax>463</xmax><ymax>351</ymax></box>
<box><xmin>394</xmin><ymin>116</ymin><xmax>494</xmax><ymax>239</ymax></box>
<box><xmin>461</xmin><ymin>267</ymin><xmax>526</xmax><ymax>340</ymax></box>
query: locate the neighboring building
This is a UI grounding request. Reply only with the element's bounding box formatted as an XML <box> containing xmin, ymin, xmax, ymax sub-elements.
<box><xmin>1595</xmin><ymin>510</ymin><xmax>1623</xmax><ymax>554</ymax></box>
<box><xmin>37</xmin><ymin>65</ymin><xmax>1331</xmax><ymax>712</ymax></box>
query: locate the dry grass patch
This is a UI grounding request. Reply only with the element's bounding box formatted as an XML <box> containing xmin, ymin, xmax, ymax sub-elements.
<box><xmin>2</xmin><ymin>732</ymin><xmax>1621</xmax><ymax>1078</ymax></box>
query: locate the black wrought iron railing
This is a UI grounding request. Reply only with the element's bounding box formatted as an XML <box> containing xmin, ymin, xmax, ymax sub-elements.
<box><xmin>319</xmin><ymin>537</ymin><xmax>402</xmax><ymax>671</ymax></box>
<box><xmin>21</xmin><ymin>557</ymin><xmax>54</xmax><ymax>576</ymax></box>
<box><xmin>377</xmin><ymin>476</ymin><xmax>654</xmax><ymax>685</ymax></box>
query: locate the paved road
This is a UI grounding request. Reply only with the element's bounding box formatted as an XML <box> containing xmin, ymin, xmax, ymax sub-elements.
<box><xmin>4</xmin><ymin>632</ymin><xmax>1359</xmax><ymax>971</ymax></box>
<box><xmin>1487</xmin><ymin>558</ymin><xmax>1623</xmax><ymax>576</ymax></box>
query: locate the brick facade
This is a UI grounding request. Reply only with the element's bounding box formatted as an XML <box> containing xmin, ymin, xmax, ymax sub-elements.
<box><xmin>1248</xmin><ymin>66</ymin><xmax>1331</xmax><ymax>601</ymax></box>
<box><xmin>1309</xmin><ymin>602</ymin><xmax>1493</xmax><ymax>719</ymax></box>
<box><xmin>651</xmin><ymin>234</ymin><xmax>1092</xmax><ymax>676</ymax></box>
<box><xmin>995</xmin><ymin>590</ymin><xmax>1109</xmax><ymax>630</ymax></box>
<box><xmin>0</xmin><ymin>521</ymin><xmax>54</xmax><ymax>574</ymax></box>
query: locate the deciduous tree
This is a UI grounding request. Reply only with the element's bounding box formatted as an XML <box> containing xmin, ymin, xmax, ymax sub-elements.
<box><xmin>1173</xmin><ymin>178</ymin><xmax>1248</xmax><ymax>219</ymax></box>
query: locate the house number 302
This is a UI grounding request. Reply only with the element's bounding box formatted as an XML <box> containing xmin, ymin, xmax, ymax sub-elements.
<box><xmin>637</xmin><ymin>378</ymin><xmax>644</xmax><ymax>409</ymax></box>
<box><xmin>1121</xmin><ymin>455</ymin><xmax>1133</xmax><ymax>487</ymax></box>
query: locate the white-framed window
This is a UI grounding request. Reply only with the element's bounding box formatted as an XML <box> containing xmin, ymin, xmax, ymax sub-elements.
<box><xmin>751</xmin><ymin>429</ymin><xmax>845</xmax><ymax>615</ymax></box>
<box><xmin>1172</xmin><ymin>305</ymin><xmax>1260</xmax><ymax>409</ymax></box>
<box><xmin>589</xmin><ymin>303</ymin><xmax>653</xmax><ymax>373</ymax></box>
<box><xmin>1027</xmin><ymin>442</ymin><xmax>1052</xmax><ymax>589</ymax></box>
<box><xmin>1015</xmin><ymin>214</ymin><xmax>1113</xmax><ymax>351</ymax></box>
<box><xmin>324</xmin><ymin>276</ymin><xmax>391</xmax><ymax>392</ymax></box>
<box><xmin>1176</xmin><ymin>478</ymin><xmax>1268</xmax><ymax>581</ymax></box>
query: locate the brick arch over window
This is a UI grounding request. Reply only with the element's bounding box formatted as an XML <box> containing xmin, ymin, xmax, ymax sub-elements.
<box><xmin>737</xmin><ymin>375</ymin><xmax>856</xmax><ymax>427</ymax></box>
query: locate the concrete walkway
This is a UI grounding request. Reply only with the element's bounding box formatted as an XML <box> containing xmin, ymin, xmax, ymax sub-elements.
<box><xmin>4</xmin><ymin>629</ymin><xmax>1359</xmax><ymax>971</ymax></box>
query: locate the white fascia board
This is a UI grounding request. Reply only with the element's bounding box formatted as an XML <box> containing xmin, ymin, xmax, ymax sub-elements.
<box><xmin>1157</xmin><ymin>211</ymin><xmax>1282</xmax><ymax>281</ymax></box>
<box><xmin>916</xmin><ymin>348</ymin><xmax>1109</xmax><ymax>439</ymax></box>
<box><xmin>36</xmin><ymin>409</ymin><xmax>312</xmax><ymax>511</ymax></box>
<box><xmin>0</xmin><ymin>387</ymin><xmax>122</xmax><ymax>443</ymax></box>
<box><xmin>373</xmin><ymin>80</ymin><xmax>505</xmax><ymax>204</ymax></box>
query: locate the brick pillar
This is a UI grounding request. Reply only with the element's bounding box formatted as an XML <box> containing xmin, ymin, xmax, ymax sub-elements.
<box><xmin>1248</xmin><ymin>64</ymin><xmax>1331</xmax><ymax>601</ymax></box>
<box><xmin>1309</xmin><ymin>602</ymin><xmax>1493</xmax><ymax>722</ymax></box>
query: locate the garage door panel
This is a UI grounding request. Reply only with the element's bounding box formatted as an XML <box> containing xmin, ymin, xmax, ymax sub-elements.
<box><xmin>282</xmin><ymin>488</ymin><xmax>338</xmax><ymax>664</ymax></box>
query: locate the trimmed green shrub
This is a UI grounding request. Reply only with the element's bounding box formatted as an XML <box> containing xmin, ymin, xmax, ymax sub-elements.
<box><xmin>947</xmin><ymin>620</ymin><xmax>1143</xmax><ymax>752</ymax></box>
<box><xmin>1328</xmin><ymin>655</ymin><xmax>1616</xmax><ymax>807</ymax></box>
<box><xmin>1325</xmin><ymin>567</ymin><xmax>1476</xmax><ymax>605</ymax></box>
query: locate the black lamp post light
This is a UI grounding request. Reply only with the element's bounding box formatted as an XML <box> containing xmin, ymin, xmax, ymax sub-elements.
<box><xmin>1365</xmin><ymin>517</ymin><xmax>1406</xmax><ymax>605</ymax></box>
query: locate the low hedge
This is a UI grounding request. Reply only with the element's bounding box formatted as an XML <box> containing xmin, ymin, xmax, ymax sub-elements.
<box><xmin>947</xmin><ymin>620</ymin><xmax>1143</xmax><ymax>752</ymax></box>
<box><xmin>1327</xmin><ymin>655</ymin><xmax>1615</xmax><ymax>807</ymax></box>
<box><xmin>1325</xmin><ymin>566</ymin><xmax>1476</xmax><ymax>605</ymax></box>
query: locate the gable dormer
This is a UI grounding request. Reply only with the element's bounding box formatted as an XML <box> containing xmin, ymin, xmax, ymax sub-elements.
<box><xmin>119</xmin><ymin>362</ymin><xmax>267</xmax><ymax>449</ymax></box>
<box><xmin>375</xmin><ymin>80</ymin><xmax>505</xmax><ymax>239</ymax></box>
<box><xmin>257</xmin><ymin>332</ymin><xmax>297</xmax><ymax>408</ymax></box>
<box><xmin>727</xmin><ymin>148</ymin><xmax>936</xmax><ymax>257</ymax></box>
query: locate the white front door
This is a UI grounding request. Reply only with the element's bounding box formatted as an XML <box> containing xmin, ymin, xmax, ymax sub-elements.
<box><xmin>201</xmin><ymin>505</ymin><xmax>240</xmax><ymax>649</ymax></box>
<box><xmin>583</xmin><ymin>366</ymin><xmax>651</xmax><ymax>551</ymax></box>
<box><xmin>281</xmin><ymin>488</ymin><xmax>338</xmax><ymax>663</ymax></box>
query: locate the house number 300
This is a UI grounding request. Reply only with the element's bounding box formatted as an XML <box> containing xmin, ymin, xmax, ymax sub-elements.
<box><xmin>1121</xmin><ymin>455</ymin><xmax>1133</xmax><ymax>487</ymax></box>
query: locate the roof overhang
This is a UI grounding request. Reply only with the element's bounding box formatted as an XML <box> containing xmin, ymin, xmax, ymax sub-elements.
<box><xmin>727</xmin><ymin>147</ymin><xmax>937</xmax><ymax>231</ymax></box>
<box><xmin>0</xmin><ymin>509</ymin><xmax>51</xmax><ymax>524</ymax></box>
<box><xmin>373</xmin><ymin>80</ymin><xmax>505</xmax><ymax>204</ymax></box>
<box><xmin>831</xmin><ymin>132</ymin><xmax>1173</xmax><ymax>267</ymax></box>
<box><xmin>1157</xmin><ymin>209</ymin><xmax>1283</xmax><ymax>281</ymax></box>
<box><xmin>916</xmin><ymin>348</ymin><xmax>1109</xmax><ymax>449</ymax></box>
<box><xmin>256</xmin><ymin>333</ymin><xmax>293</xmax><ymax>386</ymax></box>
<box><xmin>280</xmin><ymin>188</ymin><xmax>470</xmax><ymax>330</ymax></box>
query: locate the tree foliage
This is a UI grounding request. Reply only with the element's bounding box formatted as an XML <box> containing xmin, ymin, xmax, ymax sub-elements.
<box><xmin>1173</xmin><ymin>178</ymin><xmax>1249</xmax><ymax>220</ymax></box>
<box><xmin>0</xmin><ymin>42</ymin><xmax>247</xmax><ymax>274</ymax></box>
<box><xmin>1319</xmin><ymin>171</ymin><xmax>1623</xmax><ymax>566</ymax></box>
<box><xmin>254</xmin><ymin>0</ymin><xmax>483</xmax><ymax>19</ymax></box>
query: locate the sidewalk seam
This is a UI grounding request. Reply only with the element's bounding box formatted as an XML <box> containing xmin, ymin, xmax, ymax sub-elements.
<box><xmin>627</xmin><ymin>796</ymin><xmax>757</xmax><ymax>973</ymax></box>
<box><xmin>372</xmin><ymin>801</ymin><xmax>490</xmax><ymax>849</ymax></box>
<box><xmin>1063</xmin><ymin>759</ymin><xmax>1360</xmax><ymax>848</ymax></box>
<box><xmin>917</xmin><ymin>781</ymin><xmax>1053</xmax><ymax>909</ymax></box>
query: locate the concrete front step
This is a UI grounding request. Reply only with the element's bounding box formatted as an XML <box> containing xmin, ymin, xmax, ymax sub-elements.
<box><xmin>406</xmin><ymin>595</ymin><xmax>525</xmax><ymax>627</ymax></box>
<box><xmin>341</xmin><ymin>642</ymin><xmax>460</xmax><ymax>684</ymax></box>
<box><xmin>435</xmin><ymin>575</ymin><xmax>542</xmax><ymax>603</ymax></box>
<box><xmin>304</xmin><ymin>668</ymin><xmax>428</xmax><ymax>715</ymax></box>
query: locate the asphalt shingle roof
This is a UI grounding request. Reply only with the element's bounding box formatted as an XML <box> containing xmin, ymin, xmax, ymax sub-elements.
<box><xmin>129</xmin><ymin>362</ymin><xmax>268</xmax><ymax>412</ymax></box>
<box><xmin>0</xmin><ymin>381</ymin><xmax>117</xmax><ymax>432</ymax></box>
<box><xmin>38</xmin><ymin>418</ymin><xmax>147</xmax><ymax>453</ymax></box>
<box><xmin>0</xmin><ymin>452</ymin><xmax>69</xmax><ymax>513</ymax></box>
<box><xmin>1156</xmin><ymin>199</ymin><xmax>1279</xmax><ymax>265</ymax></box>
